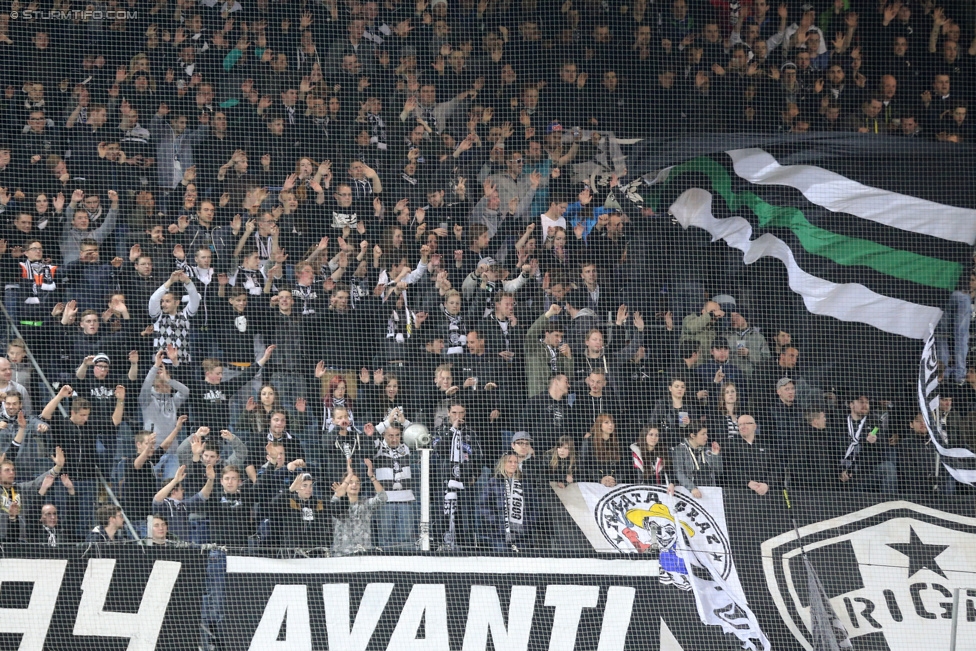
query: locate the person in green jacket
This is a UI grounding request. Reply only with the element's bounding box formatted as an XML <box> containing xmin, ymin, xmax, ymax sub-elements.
<box><xmin>525</xmin><ymin>304</ymin><xmax>574</xmax><ymax>398</ymax></box>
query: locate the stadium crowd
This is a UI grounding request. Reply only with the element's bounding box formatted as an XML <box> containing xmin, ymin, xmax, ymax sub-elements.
<box><xmin>0</xmin><ymin>0</ymin><xmax>974</xmax><ymax>645</ymax></box>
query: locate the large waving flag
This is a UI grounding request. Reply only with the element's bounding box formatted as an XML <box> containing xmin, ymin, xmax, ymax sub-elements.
<box><xmin>628</xmin><ymin>135</ymin><xmax>976</xmax><ymax>339</ymax></box>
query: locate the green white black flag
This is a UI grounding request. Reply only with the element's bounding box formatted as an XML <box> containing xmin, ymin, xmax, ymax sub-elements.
<box><xmin>630</xmin><ymin>138</ymin><xmax>976</xmax><ymax>339</ymax></box>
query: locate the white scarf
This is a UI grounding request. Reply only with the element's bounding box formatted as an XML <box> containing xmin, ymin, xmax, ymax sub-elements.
<box><xmin>504</xmin><ymin>476</ymin><xmax>524</xmax><ymax>543</ymax></box>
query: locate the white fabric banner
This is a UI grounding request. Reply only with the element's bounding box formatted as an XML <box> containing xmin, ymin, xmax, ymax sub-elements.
<box><xmin>661</xmin><ymin>493</ymin><xmax>771</xmax><ymax>651</ymax></box>
<box><xmin>559</xmin><ymin>483</ymin><xmax>768</xmax><ymax>648</ymax></box>
<box><xmin>918</xmin><ymin>334</ymin><xmax>976</xmax><ymax>485</ymax></box>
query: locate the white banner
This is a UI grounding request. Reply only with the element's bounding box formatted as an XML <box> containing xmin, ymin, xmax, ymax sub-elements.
<box><xmin>918</xmin><ymin>334</ymin><xmax>976</xmax><ymax>485</ymax></box>
<box><xmin>557</xmin><ymin>482</ymin><xmax>768</xmax><ymax>649</ymax></box>
<box><xmin>662</xmin><ymin>493</ymin><xmax>770</xmax><ymax>651</ymax></box>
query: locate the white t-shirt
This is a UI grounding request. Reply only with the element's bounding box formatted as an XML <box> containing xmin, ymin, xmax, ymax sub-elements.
<box><xmin>539</xmin><ymin>213</ymin><xmax>567</xmax><ymax>244</ymax></box>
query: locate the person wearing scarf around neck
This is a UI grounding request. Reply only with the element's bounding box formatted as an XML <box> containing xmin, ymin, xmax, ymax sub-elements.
<box><xmin>431</xmin><ymin>402</ymin><xmax>484</xmax><ymax>550</ymax></box>
<box><xmin>478</xmin><ymin>451</ymin><xmax>537</xmax><ymax>551</ymax></box>
<box><xmin>371</xmin><ymin>425</ymin><xmax>419</xmax><ymax>550</ymax></box>
<box><xmin>627</xmin><ymin>424</ymin><xmax>676</xmax><ymax>492</ymax></box>
<box><xmin>244</xmin><ymin>409</ymin><xmax>305</xmax><ymax>483</ymax></box>
<box><xmin>320</xmin><ymin>406</ymin><xmax>376</xmax><ymax>485</ymax></box>
<box><xmin>433</xmin><ymin>289</ymin><xmax>467</xmax><ymax>355</ymax></box>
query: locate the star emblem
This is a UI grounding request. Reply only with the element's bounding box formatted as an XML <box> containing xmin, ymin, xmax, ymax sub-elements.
<box><xmin>887</xmin><ymin>526</ymin><xmax>949</xmax><ymax>579</ymax></box>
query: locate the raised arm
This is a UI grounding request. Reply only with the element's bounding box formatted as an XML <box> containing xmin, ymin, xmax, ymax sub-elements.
<box><xmin>40</xmin><ymin>384</ymin><xmax>74</xmax><ymax>421</ymax></box>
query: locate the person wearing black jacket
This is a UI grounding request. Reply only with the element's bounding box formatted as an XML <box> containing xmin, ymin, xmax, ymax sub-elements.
<box><xmin>187</xmin><ymin>345</ymin><xmax>274</xmax><ymax>431</ymax></box>
<box><xmin>724</xmin><ymin>415</ymin><xmax>776</xmax><ymax>497</ymax></box>
<box><xmin>836</xmin><ymin>393</ymin><xmax>896</xmax><ymax>494</ymax></box>
<box><xmin>211</xmin><ymin>285</ymin><xmax>261</xmax><ymax>366</ymax></box>
<box><xmin>788</xmin><ymin>410</ymin><xmax>843</xmax><ymax>491</ymax></box>
<box><xmin>40</xmin><ymin>385</ymin><xmax>100</xmax><ymax>537</ymax></box>
<box><xmin>25</xmin><ymin>489</ymin><xmax>77</xmax><ymax>546</ymax></box>
<box><xmin>267</xmin><ymin>472</ymin><xmax>349</xmax><ymax>550</ymax></box>
<box><xmin>201</xmin><ymin>464</ymin><xmax>254</xmax><ymax>649</ymax></box>
<box><xmin>519</xmin><ymin>373</ymin><xmax>576</xmax><ymax>451</ymax></box>
<box><xmin>430</xmin><ymin>402</ymin><xmax>484</xmax><ymax>551</ymax></box>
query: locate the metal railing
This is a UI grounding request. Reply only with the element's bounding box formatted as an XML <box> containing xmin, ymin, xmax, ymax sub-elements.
<box><xmin>0</xmin><ymin>300</ymin><xmax>143</xmax><ymax>544</ymax></box>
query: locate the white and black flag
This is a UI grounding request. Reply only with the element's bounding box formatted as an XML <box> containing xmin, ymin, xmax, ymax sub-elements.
<box><xmin>918</xmin><ymin>333</ymin><xmax>976</xmax><ymax>485</ymax></box>
<box><xmin>803</xmin><ymin>555</ymin><xmax>852</xmax><ymax>651</ymax></box>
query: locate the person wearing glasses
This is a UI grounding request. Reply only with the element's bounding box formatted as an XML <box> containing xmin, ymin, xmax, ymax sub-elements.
<box><xmin>486</xmin><ymin>150</ymin><xmax>533</xmax><ymax>208</ymax></box>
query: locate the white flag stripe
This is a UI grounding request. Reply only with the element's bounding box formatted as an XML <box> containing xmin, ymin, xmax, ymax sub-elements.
<box><xmin>669</xmin><ymin>188</ymin><xmax>943</xmax><ymax>339</ymax></box>
<box><xmin>918</xmin><ymin>335</ymin><xmax>976</xmax><ymax>486</ymax></box>
<box><xmin>727</xmin><ymin>148</ymin><xmax>976</xmax><ymax>244</ymax></box>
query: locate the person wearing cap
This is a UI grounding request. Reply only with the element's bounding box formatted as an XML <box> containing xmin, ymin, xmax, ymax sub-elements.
<box><xmin>835</xmin><ymin>392</ymin><xmax>896</xmax><ymax>494</ymax></box>
<box><xmin>478</xmin><ymin>450</ymin><xmax>538</xmax><ymax>551</ymax></box>
<box><xmin>769</xmin><ymin>378</ymin><xmax>804</xmax><ymax>466</ymax></box>
<box><xmin>509</xmin><ymin>431</ymin><xmax>541</xmax><ymax>485</ymax></box>
<box><xmin>76</xmin><ymin>351</ymin><xmax>139</xmax><ymax>462</ymax></box>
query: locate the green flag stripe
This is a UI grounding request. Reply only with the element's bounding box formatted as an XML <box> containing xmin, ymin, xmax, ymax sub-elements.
<box><xmin>657</xmin><ymin>157</ymin><xmax>961</xmax><ymax>291</ymax></box>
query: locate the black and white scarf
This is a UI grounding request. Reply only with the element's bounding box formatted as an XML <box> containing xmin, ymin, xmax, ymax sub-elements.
<box><xmin>504</xmin><ymin>476</ymin><xmax>524</xmax><ymax>543</ymax></box>
<box><xmin>442</xmin><ymin>306</ymin><xmax>465</xmax><ymax>354</ymax></box>
<box><xmin>842</xmin><ymin>416</ymin><xmax>869</xmax><ymax>468</ymax></box>
<box><xmin>367</xmin><ymin>113</ymin><xmax>387</xmax><ymax>149</ymax></box>
<box><xmin>442</xmin><ymin>426</ymin><xmax>470</xmax><ymax>548</ymax></box>
<box><xmin>294</xmin><ymin>283</ymin><xmax>318</xmax><ymax>315</ymax></box>
<box><xmin>543</xmin><ymin>340</ymin><xmax>559</xmax><ymax>373</ymax></box>
<box><xmin>332</xmin><ymin>429</ymin><xmax>361</xmax><ymax>460</ymax></box>
<box><xmin>233</xmin><ymin>265</ymin><xmax>265</xmax><ymax>295</ymax></box>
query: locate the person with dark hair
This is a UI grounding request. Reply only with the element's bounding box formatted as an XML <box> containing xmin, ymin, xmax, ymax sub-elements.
<box><xmin>332</xmin><ymin>462</ymin><xmax>388</xmax><ymax>555</ymax></box>
<box><xmin>627</xmin><ymin>424</ymin><xmax>675</xmax><ymax>491</ymax></box>
<box><xmin>41</xmin><ymin>385</ymin><xmax>101</xmax><ymax>536</ymax></box>
<box><xmin>268</xmin><ymin>471</ymin><xmax>349</xmax><ymax>550</ymax></box>
<box><xmin>520</xmin><ymin>373</ymin><xmax>575</xmax><ymax>450</ymax></box>
<box><xmin>836</xmin><ymin>393</ymin><xmax>896</xmax><ymax>494</ymax></box>
<box><xmin>431</xmin><ymin>402</ymin><xmax>484</xmax><ymax>550</ymax></box>
<box><xmin>86</xmin><ymin>504</ymin><xmax>126</xmax><ymax>542</ymax></box>
<box><xmin>672</xmin><ymin>423</ymin><xmax>723</xmax><ymax>499</ymax></box>
<box><xmin>1</xmin><ymin>446</ymin><xmax>66</xmax><ymax>543</ymax></box>
<box><xmin>580</xmin><ymin>414</ymin><xmax>624</xmax><ymax>487</ymax></box>
<box><xmin>650</xmin><ymin>376</ymin><xmax>701</xmax><ymax>448</ymax></box>
<box><xmin>696</xmin><ymin>336</ymin><xmax>746</xmax><ymax>401</ymax></box>
<box><xmin>525</xmin><ymin>303</ymin><xmax>573</xmax><ymax>398</ymax></box>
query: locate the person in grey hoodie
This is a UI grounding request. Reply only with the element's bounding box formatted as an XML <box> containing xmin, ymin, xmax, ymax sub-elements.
<box><xmin>60</xmin><ymin>188</ymin><xmax>119</xmax><ymax>264</ymax></box>
<box><xmin>140</xmin><ymin>349</ymin><xmax>190</xmax><ymax>447</ymax></box>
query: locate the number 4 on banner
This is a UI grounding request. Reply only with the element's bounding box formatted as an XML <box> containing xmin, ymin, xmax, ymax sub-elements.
<box><xmin>74</xmin><ymin>559</ymin><xmax>181</xmax><ymax>651</ymax></box>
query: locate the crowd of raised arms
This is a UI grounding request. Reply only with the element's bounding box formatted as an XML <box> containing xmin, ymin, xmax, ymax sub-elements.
<box><xmin>0</xmin><ymin>0</ymin><xmax>974</xmax><ymax>583</ymax></box>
